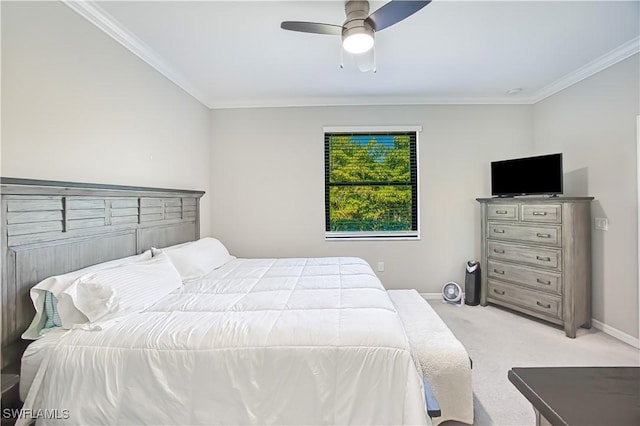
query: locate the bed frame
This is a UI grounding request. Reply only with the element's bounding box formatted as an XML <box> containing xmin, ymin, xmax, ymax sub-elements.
<box><xmin>0</xmin><ymin>178</ymin><xmax>204</xmax><ymax>373</ymax></box>
<box><xmin>1</xmin><ymin>178</ymin><xmax>450</xmax><ymax>423</ymax></box>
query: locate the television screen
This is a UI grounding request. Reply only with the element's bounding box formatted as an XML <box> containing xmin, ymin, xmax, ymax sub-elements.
<box><xmin>491</xmin><ymin>153</ymin><xmax>563</xmax><ymax>197</ymax></box>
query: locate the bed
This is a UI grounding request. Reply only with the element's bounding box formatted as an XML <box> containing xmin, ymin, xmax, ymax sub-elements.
<box><xmin>2</xmin><ymin>178</ymin><xmax>470</xmax><ymax>425</ymax></box>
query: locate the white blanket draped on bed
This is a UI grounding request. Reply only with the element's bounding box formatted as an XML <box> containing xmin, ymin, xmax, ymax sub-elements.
<box><xmin>20</xmin><ymin>257</ymin><xmax>429</xmax><ymax>425</ymax></box>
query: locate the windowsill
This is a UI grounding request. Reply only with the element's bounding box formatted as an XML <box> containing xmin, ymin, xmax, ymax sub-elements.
<box><xmin>325</xmin><ymin>234</ymin><xmax>420</xmax><ymax>242</ymax></box>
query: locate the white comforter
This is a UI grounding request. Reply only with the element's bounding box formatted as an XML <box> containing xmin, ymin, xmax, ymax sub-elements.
<box><xmin>21</xmin><ymin>257</ymin><xmax>428</xmax><ymax>425</ymax></box>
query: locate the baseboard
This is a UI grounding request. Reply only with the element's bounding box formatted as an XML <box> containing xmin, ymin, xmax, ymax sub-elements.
<box><xmin>421</xmin><ymin>292</ymin><xmax>640</xmax><ymax>349</ymax></box>
<box><xmin>420</xmin><ymin>293</ymin><xmax>441</xmax><ymax>300</ymax></box>
<box><xmin>592</xmin><ymin>319</ymin><xmax>640</xmax><ymax>349</ymax></box>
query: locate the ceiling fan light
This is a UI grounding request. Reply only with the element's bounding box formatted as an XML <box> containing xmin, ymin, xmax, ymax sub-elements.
<box><xmin>342</xmin><ymin>32</ymin><xmax>374</xmax><ymax>54</ymax></box>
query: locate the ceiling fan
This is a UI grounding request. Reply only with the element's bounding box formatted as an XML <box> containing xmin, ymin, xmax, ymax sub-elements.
<box><xmin>281</xmin><ymin>0</ymin><xmax>431</xmax><ymax>72</ymax></box>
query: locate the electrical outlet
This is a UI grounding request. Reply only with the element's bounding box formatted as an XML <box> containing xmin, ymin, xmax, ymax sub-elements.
<box><xmin>594</xmin><ymin>217</ymin><xmax>608</xmax><ymax>231</ymax></box>
<box><xmin>377</xmin><ymin>262</ymin><xmax>385</xmax><ymax>272</ymax></box>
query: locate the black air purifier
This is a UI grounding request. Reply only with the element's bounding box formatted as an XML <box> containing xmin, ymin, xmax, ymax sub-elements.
<box><xmin>465</xmin><ymin>261</ymin><xmax>481</xmax><ymax>306</ymax></box>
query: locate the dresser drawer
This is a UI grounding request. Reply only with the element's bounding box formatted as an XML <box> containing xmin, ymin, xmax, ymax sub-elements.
<box><xmin>487</xmin><ymin>204</ymin><xmax>518</xmax><ymax>221</ymax></box>
<box><xmin>487</xmin><ymin>260</ymin><xmax>562</xmax><ymax>294</ymax></box>
<box><xmin>488</xmin><ymin>241</ymin><xmax>562</xmax><ymax>270</ymax></box>
<box><xmin>488</xmin><ymin>223</ymin><xmax>561</xmax><ymax>246</ymax></box>
<box><xmin>488</xmin><ymin>280</ymin><xmax>562</xmax><ymax>320</ymax></box>
<box><xmin>522</xmin><ymin>204</ymin><xmax>562</xmax><ymax>223</ymax></box>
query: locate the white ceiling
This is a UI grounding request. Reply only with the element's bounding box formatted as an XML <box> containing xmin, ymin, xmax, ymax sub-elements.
<box><xmin>70</xmin><ymin>0</ymin><xmax>639</xmax><ymax>108</ymax></box>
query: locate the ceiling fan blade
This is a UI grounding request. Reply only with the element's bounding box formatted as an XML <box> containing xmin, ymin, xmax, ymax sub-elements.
<box><xmin>354</xmin><ymin>48</ymin><xmax>375</xmax><ymax>73</ymax></box>
<box><xmin>280</xmin><ymin>21</ymin><xmax>343</xmax><ymax>36</ymax></box>
<box><xmin>366</xmin><ymin>0</ymin><xmax>431</xmax><ymax>32</ymax></box>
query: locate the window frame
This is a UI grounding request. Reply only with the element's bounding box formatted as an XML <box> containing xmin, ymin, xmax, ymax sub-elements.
<box><xmin>323</xmin><ymin>125</ymin><xmax>421</xmax><ymax>241</ymax></box>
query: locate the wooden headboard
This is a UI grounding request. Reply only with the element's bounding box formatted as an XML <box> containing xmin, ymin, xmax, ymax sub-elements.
<box><xmin>0</xmin><ymin>178</ymin><xmax>205</xmax><ymax>371</ymax></box>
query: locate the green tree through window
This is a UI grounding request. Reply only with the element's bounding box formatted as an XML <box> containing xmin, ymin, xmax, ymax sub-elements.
<box><xmin>325</xmin><ymin>131</ymin><xmax>418</xmax><ymax>238</ymax></box>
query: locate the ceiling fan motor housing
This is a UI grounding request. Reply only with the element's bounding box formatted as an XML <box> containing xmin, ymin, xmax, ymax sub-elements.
<box><xmin>342</xmin><ymin>0</ymin><xmax>375</xmax><ymax>53</ymax></box>
<box><xmin>345</xmin><ymin>1</ymin><xmax>370</xmax><ymax>22</ymax></box>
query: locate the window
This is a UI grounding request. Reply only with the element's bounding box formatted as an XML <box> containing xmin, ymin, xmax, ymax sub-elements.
<box><xmin>324</xmin><ymin>127</ymin><xmax>420</xmax><ymax>240</ymax></box>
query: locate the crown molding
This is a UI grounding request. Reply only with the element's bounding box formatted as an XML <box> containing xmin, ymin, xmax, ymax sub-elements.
<box><xmin>530</xmin><ymin>35</ymin><xmax>640</xmax><ymax>104</ymax></box>
<box><xmin>62</xmin><ymin>0</ymin><xmax>210</xmax><ymax>108</ymax></box>
<box><xmin>64</xmin><ymin>1</ymin><xmax>638</xmax><ymax>110</ymax></box>
<box><xmin>207</xmin><ymin>96</ymin><xmax>535</xmax><ymax>109</ymax></box>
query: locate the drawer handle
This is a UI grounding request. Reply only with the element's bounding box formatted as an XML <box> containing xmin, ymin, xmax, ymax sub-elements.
<box><xmin>493</xmin><ymin>229</ymin><xmax>505</xmax><ymax>234</ymax></box>
<box><xmin>536</xmin><ymin>256</ymin><xmax>551</xmax><ymax>262</ymax></box>
<box><xmin>532</xmin><ymin>211</ymin><xmax>548</xmax><ymax>216</ymax></box>
<box><xmin>493</xmin><ymin>289</ymin><xmax>506</xmax><ymax>295</ymax></box>
<box><xmin>495</xmin><ymin>210</ymin><xmax>508</xmax><ymax>215</ymax></box>
<box><xmin>536</xmin><ymin>278</ymin><xmax>552</xmax><ymax>285</ymax></box>
<box><xmin>493</xmin><ymin>269</ymin><xmax>505</xmax><ymax>275</ymax></box>
<box><xmin>493</xmin><ymin>249</ymin><xmax>505</xmax><ymax>254</ymax></box>
<box><xmin>536</xmin><ymin>301</ymin><xmax>552</xmax><ymax>309</ymax></box>
<box><xmin>536</xmin><ymin>233</ymin><xmax>552</xmax><ymax>238</ymax></box>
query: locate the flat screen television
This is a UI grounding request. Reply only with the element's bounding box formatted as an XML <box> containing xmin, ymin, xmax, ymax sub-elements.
<box><xmin>491</xmin><ymin>153</ymin><xmax>563</xmax><ymax>197</ymax></box>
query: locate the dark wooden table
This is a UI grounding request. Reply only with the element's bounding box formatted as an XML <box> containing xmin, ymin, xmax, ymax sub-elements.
<box><xmin>508</xmin><ymin>367</ymin><xmax>640</xmax><ymax>426</ymax></box>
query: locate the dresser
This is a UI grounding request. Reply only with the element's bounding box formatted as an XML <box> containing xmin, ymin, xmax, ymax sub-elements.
<box><xmin>476</xmin><ymin>197</ymin><xmax>594</xmax><ymax>338</ymax></box>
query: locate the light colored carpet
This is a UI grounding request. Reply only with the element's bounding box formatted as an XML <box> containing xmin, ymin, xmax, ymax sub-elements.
<box><xmin>427</xmin><ymin>300</ymin><xmax>640</xmax><ymax>426</ymax></box>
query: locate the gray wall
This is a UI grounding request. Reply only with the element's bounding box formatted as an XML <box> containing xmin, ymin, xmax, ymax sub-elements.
<box><xmin>210</xmin><ymin>105</ymin><xmax>533</xmax><ymax>291</ymax></box>
<box><xmin>2</xmin><ymin>1</ymin><xmax>637</xmax><ymax>342</ymax></box>
<box><xmin>1</xmin><ymin>1</ymin><xmax>212</xmax><ymax>235</ymax></box>
<box><xmin>533</xmin><ymin>54</ymin><xmax>640</xmax><ymax>340</ymax></box>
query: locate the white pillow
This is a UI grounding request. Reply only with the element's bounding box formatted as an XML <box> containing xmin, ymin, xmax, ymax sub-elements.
<box><xmin>158</xmin><ymin>237</ymin><xmax>235</xmax><ymax>281</ymax></box>
<box><xmin>22</xmin><ymin>251</ymin><xmax>152</xmax><ymax>340</ymax></box>
<box><xmin>60</xmin><ymin>252</ymin><xmax>182</xmax><ymax>327</ymax></box>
